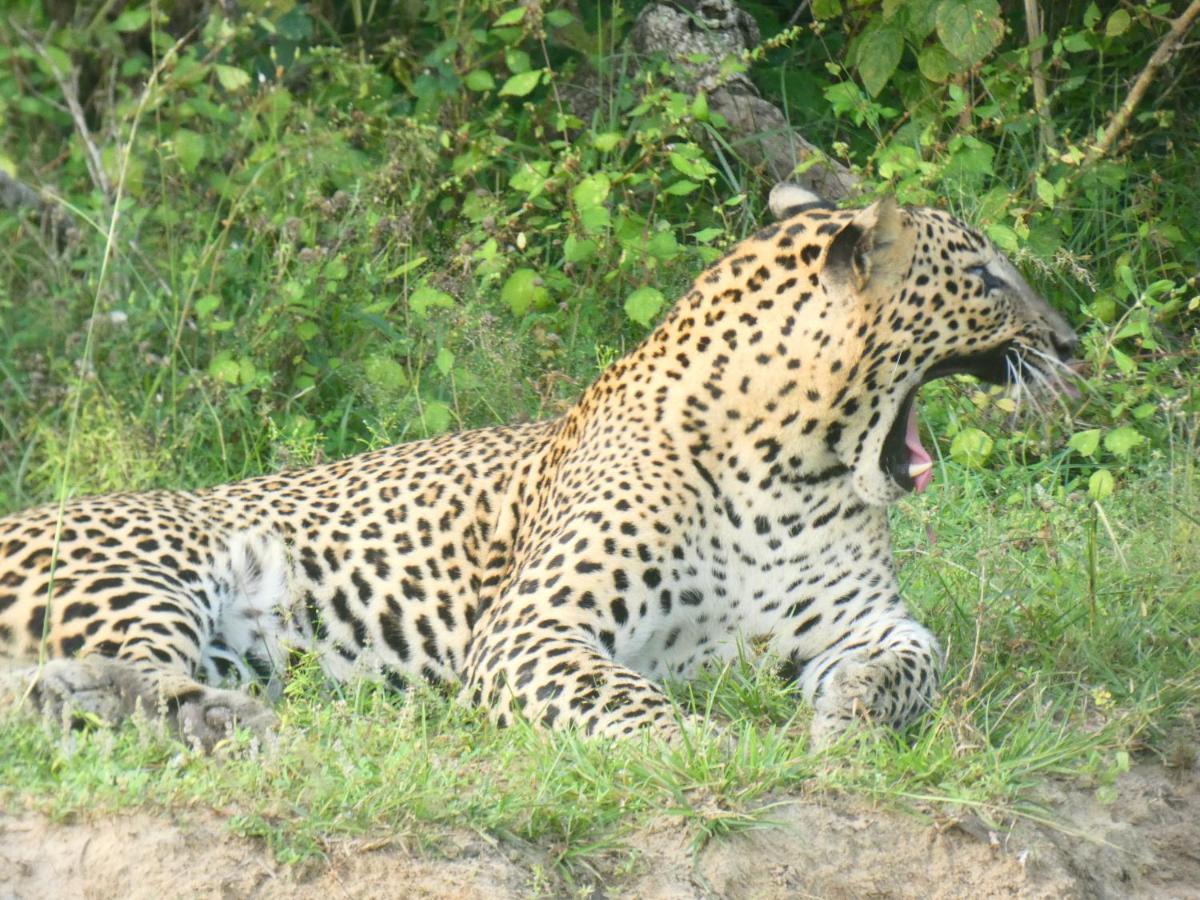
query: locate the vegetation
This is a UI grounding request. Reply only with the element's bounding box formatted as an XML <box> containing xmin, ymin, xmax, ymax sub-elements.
<box><xmin>1</xmin><ymin>0</ymin><xmax>1197</xmax><ymax>884</ymax></box>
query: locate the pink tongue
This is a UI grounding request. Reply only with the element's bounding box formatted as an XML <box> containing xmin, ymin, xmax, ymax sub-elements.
<box><xmin>906</xmin><ymin>403</ymin><xmax>933</xmax><ymax>493</ymax></box>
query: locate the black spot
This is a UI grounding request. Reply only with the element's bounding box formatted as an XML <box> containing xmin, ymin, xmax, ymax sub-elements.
<box><xmin>61</xmin><ymin>601</ymin><xmax>99</xmax><ymax>622</ymax></box>
<box><xmin>611</xmin><ymin>598</ymin><xmax>628</xmax><ymax>625</ymax></box>
<box><xmin>87</xmin><ymin>576</ymin><xmax>125</xmax><ymax>594</ymax></box>
<box><xmin>59</xmin><ymin>634</ymin><xmax>85</xmax><ymax>657</ymax></box>
<box><xmin>109</xmin><ymin>591</ymin><xmax>150</xmax><ymax>611</ymax></box>
<box><xmin>793</xmin><ymin>614</ymin><xmax>821</xmax><ymax>636</ymax></box>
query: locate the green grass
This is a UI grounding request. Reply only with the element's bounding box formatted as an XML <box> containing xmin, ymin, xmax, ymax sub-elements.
<box><xmin>3</xmin><ymin>456</ymin><xmax>1196</xmax><ymax>877</ymax></box>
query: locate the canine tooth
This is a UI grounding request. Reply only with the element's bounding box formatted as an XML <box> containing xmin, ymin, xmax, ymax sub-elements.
<box><xmin>908</xmin><ymin>462</ymin><xmax>933</xmax><ymax>478</ymax></box>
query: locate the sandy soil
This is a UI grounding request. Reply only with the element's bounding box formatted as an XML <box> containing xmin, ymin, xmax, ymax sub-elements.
<box><xmin>2</xmin><ymin>762</ymin><xmax>1196</xmax><ymax>899</ymax></box>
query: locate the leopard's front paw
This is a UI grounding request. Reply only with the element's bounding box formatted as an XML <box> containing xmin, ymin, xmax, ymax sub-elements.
<box><xmin>809</xmin><ymin>649</ymin><xmax>908</xmax><ymax>749</ymax></box>
<box><xmin>173</xmin><ymin>686</ymin><xmax>278</xmax><ymax>750</ymax></box>
<box><xmin>4</xmin><ymin>657</ymin><xmax>146</xmax><ymax>726</ymax></box>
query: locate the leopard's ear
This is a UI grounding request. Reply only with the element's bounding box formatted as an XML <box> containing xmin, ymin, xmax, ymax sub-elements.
<box><xmin>822</xmin><ymin>195</ymin><xmax>907</xmax><ymax>293</ymax></box>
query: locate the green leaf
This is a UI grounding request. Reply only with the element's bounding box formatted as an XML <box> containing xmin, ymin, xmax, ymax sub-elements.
<box><xmin>857</xmin><ymin>25</ymin><xmax>904</xmax><ymax>96</ymax></box>
<box><xmin>824</xmin><ymin>81</ymin><xmax>868</xmax><ymax>119</ymax></box>
<box><xmin>646</xmin><ymin>231</ymin><xmax>679</xmax><ymax>261</ymax></box>
<box><xmin>421</xmin><ymin>401</ymin><xmax>452</xmax><ymax>434</ymax></box>
<box><xmin>1090</xmin><ymin>293</ymin><xmax>1116</xmax><ymax>323</ymax></box>
<box><xmin>936</xmin><ymin>0</ymin><xmax>1005</xmax><ymax>65</ymax></box>
<box><xmin>209</xmin><ymin>352</ymin><xmax>241</xmax><ymax>384</ymax></box>
<box><xmin>692</xmin><ymin>227</ymin><xmax>724</xmax><ymax>243</ymax></box>
<box><xmin>409</xmin><ymin>286</ymin><xmax>455</xmax><ymax>316</ymax></box>
<box><xmin>505</xmin><ymin>49</ymin><xmax>532</xmax><ymax>74</ymax></box>
<box><xmin>1110</xmin><ymin>346</ymin><xmax>1135</xmax><ymax>374</ymax></box>
<box><xmin>985</xmin><ymin>223</ymin><xmax>1019</xmax><ymax>252</ymax></box>
<box><xmin>691</xmin><ymin>91</ymin><xmax>709</xmax><ymax>120</ymax></box>
<box><xmin>114</xmin><ymin>7</ymin><xmax>151</xmax><ymax>32</ymax></box>
<box><xmin>904</xmin><ymin>0</ymin><xmax>942</xmax><ymax>39</ymax></box>
<box><xmin>1105</xmin><ymin>9</ymin><xmax>1131</xmax><ymax>37</ymax></box>
<box><xmin>1103</xmin><ymin>426</ymin><xmax>1144</xmax><ymax>457</ymax></box>
<box><xmin>173</xmin><ymin>128</ymin><xmax>205</xmax><ymax>173</ymax></box>
<box><xmin>215</xmin><ymin>64</ymin><xmax>251</xmax><ymax>93</ymax></box>
<box><xmin>1035</xmin><ymin>176</ymin><xmax>1056</xmax><ymax>207</ymax></box>
<box><xmin>435</xmin><ymin>346</ymin><xmax>455</xmax><ymax>376</ymax></box>
<box><xmin>578</xmin><ymin>205</ymin><xmax>611</xmax><ymax>234</ymax></box>
<box><xmin>1117</xmin><ymin>263</ymin><xmax>1138</xmax><ymax>298</ymax></box>
<box><xmin>592</xmin><ymin>132</ymin><xmax>621</xmax><ymax>152</ymax></box>
<box><xmin>949</xmin><ymin>427</ymin><xmax>994</xmax><ymax>468</ymax></box>
<box><xmin>464</xmin><ymin>70</ymin><xmax>495</xmax><ymax>92</ymax></box>
<box><xmin>1088</xmin><ymin>469</ymin><xmax>1114</xmax><ymax>501</ymax></box>
<box><xmin>917</xmin><ymin>45</ymin><xmax>958</xmax><ymax>83</ymax></box>
<box><xmin>364</xmin><ymin>355</ymin><xmax>408</xmax><ymax>393</ymax></box>
<box><xmin>624</xmin><ymin>287</ymin><xmax>666</xmax><ymax>327</ymax></box>
<box><xmin>501</xmin><ymin>268</ymin><xmax>550</xmax><ymax>316</ymax></box>
<box><xmin>1068</xmin><ymin>429</ymin><xmax>1101</xmax><ymax>457</ymax></box>
<box><xmin>40</xmin><ymin>45</ymin><xmax>72</xmax><ymax>79</ymax></box>
<box><xmin>510</xmin><ymin>161</ymin><xmax>550</xmax><ymax>193</ymax></box>
<box><xmin>664</xmin><ymin>179</ymin><xmax>700</xmax><ymax>196</ymax></box>
<box><xmin>195</xmin><ymin>294</ymin><xmax>220</xmax><ymax>319</ymax></box>
<box><xmin>946</xmin><ymin>135</ymin><xmax>994</xmax><ymax>178</ymax></box>
<box><xmin>546</xmin><ymin>9</ymin><xmax>575</xmax><ymax>28</ymax></box>
<box><xmin>499</xmin><ymin>70</ymin><xmax>541</xmax><ymax>97</ymax></box>
<box><xmin>323</xmin><ymin>257</ymin><xmax>347</xmax><ymax>282</ymax></box>
<box><xmin>564</xmin><ymin>235</ymin><xmax>597</xmax><ymax>264</ymax></box>
<box><xmin>387</xmin><ymin>256</ymin><xmax>427</xmax><ymax>279</ymax></box>
<box><xmin>669</xmin><ymin>151</ymin><xmax>715</xmax><ymax>180</ymax></box>
<box><xmin>1062</xmin><ymin>31</ymin><xmax>1094</xmax><ymax>53</ymax></box>
<box><xmin>572</xmin><ymin>173</ymin><xmax>611</xmax><ymax>210</ymax></box>
<box><xmin>812</xmin><ymin>0</ymin><xmax>842</xmax><ymax>18</ymax></box>
<box><xmin>493</xmin><ymin>7</ymin><xmax>526</xmax><ymax>27</ymax></box>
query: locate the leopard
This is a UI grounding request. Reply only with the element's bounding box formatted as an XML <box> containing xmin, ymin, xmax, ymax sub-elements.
<box><xmin>0</xmin><ymin>185</ymin><xmax>1079</xmax><ymax>749</ymax></box>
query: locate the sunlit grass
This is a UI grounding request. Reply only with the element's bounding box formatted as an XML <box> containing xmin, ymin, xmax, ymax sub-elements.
<box><xmin>3</xmin><ymin>459</ymin><xmax>1195</xmax><ymax>874</ymax></box>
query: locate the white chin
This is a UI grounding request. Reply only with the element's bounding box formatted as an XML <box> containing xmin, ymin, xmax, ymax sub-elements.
<box><xmin>852</xmin><ymin>466</ymin><xmax>907</xmax><ymax>507</ymax></box>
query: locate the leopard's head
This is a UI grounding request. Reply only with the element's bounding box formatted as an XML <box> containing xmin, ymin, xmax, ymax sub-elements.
<box><xmin>771</xmin><ymin>185</ymin><xmax>1080</xmax><ymax>506</ymax></box>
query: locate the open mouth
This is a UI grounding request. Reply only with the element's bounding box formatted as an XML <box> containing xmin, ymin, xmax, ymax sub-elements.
<box><xmin>881</xmin><ymin>343</ymin><xmax>1041</xmax><ymax>493</ymax></box>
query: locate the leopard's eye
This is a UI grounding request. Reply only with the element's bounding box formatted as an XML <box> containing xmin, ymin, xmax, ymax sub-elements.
<box><xmin>966</xmin><ymin>264</ymin><xmax>1006</xmax><ymax>294</ymax></box>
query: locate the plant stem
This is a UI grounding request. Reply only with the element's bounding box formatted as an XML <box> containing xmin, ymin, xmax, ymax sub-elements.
<box><xmin>1023</xmin><ymin>0</ymin><xmax>1055</xmax><ymax>151</ymax></box>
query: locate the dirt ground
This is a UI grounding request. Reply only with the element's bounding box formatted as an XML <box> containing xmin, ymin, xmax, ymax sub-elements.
<box><xmin>2</xmin><ymin>761</ymin><xmax>1196</xmax><ymax>899</ymax></box>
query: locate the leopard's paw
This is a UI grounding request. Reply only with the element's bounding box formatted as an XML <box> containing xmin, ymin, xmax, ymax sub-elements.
<box><xmin>809</xmin><ymin>649</ymin><xmax>901</xmax><ymax>749</ymax></box>
<box><xmin>171</xmin><ymin>685</ymin><xmax>278</xmax><ymax>750</ymax></box>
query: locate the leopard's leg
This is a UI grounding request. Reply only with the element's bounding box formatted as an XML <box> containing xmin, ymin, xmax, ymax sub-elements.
<box><xmin>774</xmin><ymin>574</ymin><xmax>941</xmax><ymax>747</ymax></box>
<box><xmin>2</xmin><ymin>550</ymin><xmax>283</xmax><ymax>748</ymax></box>
<box><xmin>464</xmin><ymin>625</ymin><xmax>685</xmax><ymax>740</ymax></box>
<box><xmin>462</xmin><ymin>544</ymin><xmax>689</xmax><ymax>740</ymax></box>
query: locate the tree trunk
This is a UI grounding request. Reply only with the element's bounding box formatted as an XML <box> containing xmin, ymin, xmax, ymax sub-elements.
<box><xmin>628</xmin><ymin>1</ymin><xmax>859</xmax><ymax>199</ymax></box>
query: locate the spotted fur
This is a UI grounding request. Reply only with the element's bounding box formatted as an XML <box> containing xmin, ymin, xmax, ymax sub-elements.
<box><xmin>0</xmin><ymin>192</ymin><xmax>1078</xmax><ymax>748</ymax></box>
